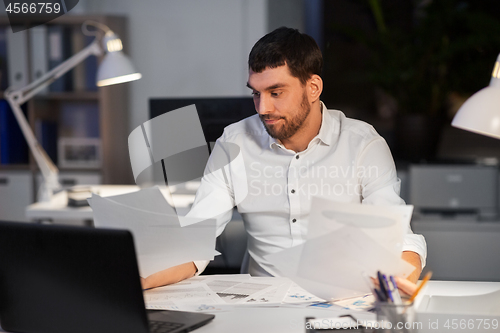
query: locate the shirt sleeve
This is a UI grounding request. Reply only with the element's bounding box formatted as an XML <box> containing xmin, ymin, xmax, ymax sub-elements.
<box><xmin>358</xmin><ymin>137</ymin><xmax>427</xmax><ymax>269</ymax></box>
<box><xmin>193</xmin><ymin>260</ymin><xmax>210</xmax><ymax>276</ymax></box>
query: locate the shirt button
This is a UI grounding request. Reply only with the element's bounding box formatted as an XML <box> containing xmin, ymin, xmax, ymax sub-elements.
<box><xmin>296</xmin><ymin>155</ymin><xmax>300</xmax><ymax>159</ymax></box>
<box><xmin>291</xmin><ymin>189</ymin><xmax>295</xmax><ymax>194</ymax></box>
<box><xmin>292</xmin><ymin>219</ymin><xmax>297</xmax><ymax>223</ymax></box>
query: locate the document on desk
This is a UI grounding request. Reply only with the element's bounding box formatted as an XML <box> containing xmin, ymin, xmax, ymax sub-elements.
<box><xmin>143</xmin><ymin>275</ymin><xmax>296</xmax><ymax>311</ymax></box>
<box><xmin>144</xmin><ymin>283</ymin><xmax>227</xmax><ymax>311</ymax></box>
<box><xmin>89</xmin><ymin>187</ymin><xmax>216</xmax><ymax>277</ymax></box>
<box><xmin>265</xmin><ymin>197</ymin><xmax>416</xmax><ymax>301</ymax></box>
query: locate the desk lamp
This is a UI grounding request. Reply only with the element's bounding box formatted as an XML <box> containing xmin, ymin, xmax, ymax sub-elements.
<box><xmin>452</xmin><ymin>53</ymin><xmax>500</xmax><ymax>138</ymax></box>
<box><xmin>4</xmin><ymin>21</ymin><xmax>141</xmax><ymax>202</ymax></box>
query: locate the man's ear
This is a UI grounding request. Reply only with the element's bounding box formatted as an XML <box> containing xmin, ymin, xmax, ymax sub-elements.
<box><xmin>307</xmin><ymin>75</ymin><xmax>323</xmax><ymax>102</ymax></box>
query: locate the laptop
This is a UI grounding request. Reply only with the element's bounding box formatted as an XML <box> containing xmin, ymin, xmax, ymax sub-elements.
<box><xmin>0</xmin><ymin>221</ymin><xmax>214</xmax><ymax>333</ymax></box>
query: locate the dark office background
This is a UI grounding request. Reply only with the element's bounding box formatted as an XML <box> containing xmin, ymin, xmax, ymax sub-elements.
<box><xmin>317</xmin><ymin>0</ymin><xmax>500</xmax><ymax>163</ymax></box>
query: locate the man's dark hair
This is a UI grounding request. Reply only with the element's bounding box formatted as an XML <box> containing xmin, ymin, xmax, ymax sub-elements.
<box><xmin>248</xmin><ymin>27</ymin><xmax>323</xmax><ymax>85</ymax></box>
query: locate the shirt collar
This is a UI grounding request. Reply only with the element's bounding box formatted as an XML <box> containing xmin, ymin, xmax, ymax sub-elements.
<box><xmin>315</xmin><ymin>101</ymin><xmax>335</xmax><ymax>146</ymax></box>
<box><xmin>267</xmin><ymin>101</ymin><xmax>336</xmax><ymax>149</ymax></box>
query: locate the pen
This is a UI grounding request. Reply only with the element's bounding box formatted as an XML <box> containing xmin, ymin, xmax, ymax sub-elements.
<box><xmin>382</xmin><ymin>274</ymin><xmax>394</xmax><ymax>302</ymax></box>
<box><xmin>374</xmin><ymin>288</ymin><xmax>387</xmax><ymax>302</ymax></box>
<box><xmin>389</xmin><ymin>275</ymin><xmax>403</xmax><ymax>305</ymax></box>
<box><xmin>408</xmin><ymin>271</ymin><xmax>433</xmax><ymax>303</ymax></box>
<box><xmin>377</xmin><ymin>271</ymin><xmax>389</xmax><ymax>301</ymax></box>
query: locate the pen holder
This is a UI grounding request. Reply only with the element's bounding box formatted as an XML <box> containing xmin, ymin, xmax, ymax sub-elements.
<box><xmin>375</xmin><ymin>301</ymin><xmax>415</xmax><ymax>333</ymax></box>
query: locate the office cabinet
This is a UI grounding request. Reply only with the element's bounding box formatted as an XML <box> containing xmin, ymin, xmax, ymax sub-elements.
<box><xmin>0</xmin><ymin>171</ymin><xmax>33</xmax><ymax>222</ymax></box>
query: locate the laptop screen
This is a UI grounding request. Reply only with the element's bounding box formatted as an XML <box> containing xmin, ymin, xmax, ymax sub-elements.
<box><xmin>0</xmin><ymin>221</ymin><xmax>151</xmax><ymax>333</ymax></box>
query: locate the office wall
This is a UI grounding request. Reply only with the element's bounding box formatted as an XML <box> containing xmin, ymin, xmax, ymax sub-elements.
<box><xmin>83</xmin><ymin>0</ymin><xmax>267</xmax><ymax>132</ymax></box>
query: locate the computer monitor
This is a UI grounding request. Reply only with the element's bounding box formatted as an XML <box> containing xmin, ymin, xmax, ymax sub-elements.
<box><xmin>149</xmin><ymin>97</ymin><xmax>255</xmax><ymax>143</ymax></box>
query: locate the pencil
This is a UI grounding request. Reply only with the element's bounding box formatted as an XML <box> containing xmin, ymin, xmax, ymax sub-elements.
<box><xmin>408</xmin><ymin>271</ymin><xmax>432</xmax><ymax>303</ymax></box>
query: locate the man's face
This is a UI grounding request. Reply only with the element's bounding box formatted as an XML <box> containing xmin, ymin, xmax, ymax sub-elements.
<box><xmin>247</xmin><ymin>65</ymin><xmax>311</xmax><ymax>141</ymax></box>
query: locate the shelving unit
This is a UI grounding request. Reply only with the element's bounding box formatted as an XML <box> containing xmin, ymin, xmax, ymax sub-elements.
<box><xmin>0</xmin><ymin>15</ymin><xmax>134</xmax><ymax>216</ymax></box>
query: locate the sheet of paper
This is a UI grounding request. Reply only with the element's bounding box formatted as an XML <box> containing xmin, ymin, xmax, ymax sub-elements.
<box><xmin>309</xmin><ymin>197</ymin><xmax>413</xmax><ymax>256</ymax></box>
<box><xmin>332</xmin><ymin>293</ymin><xmax>376</xmax><ymax>311</ymax></box>
<box><xmin>265</xmin><ymin>198</ymin><xmax>415</xmax><ymax>301</ymax></box>
<box><xmin>281</xmin><ymin>281</ymin><xmax>325</xmax><ymax>306</ymax></box>
<box><xmin>204</xmin><ymin>276</ymin><xmax>275</xmax><ymax>304</ymax></box>
<box><xmin>90</xmin><ymin>187</ymin><xmax>216</xmax><ymax>277</ymax></box>
<box><xmin>238</xmin><ymin>277</ymin><xmax>293</xmax><ymax>306</ymax></box>
<box><xmin>144</xmin><ymin>283</ymin><xmax>225</xmax><ymax>311</ymax></box>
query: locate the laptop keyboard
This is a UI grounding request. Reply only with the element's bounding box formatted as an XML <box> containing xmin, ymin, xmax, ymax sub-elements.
<box><xmin>149</xmin><ymin>320</ymin><xmax>184</xmax><ymax>333</ymax></box>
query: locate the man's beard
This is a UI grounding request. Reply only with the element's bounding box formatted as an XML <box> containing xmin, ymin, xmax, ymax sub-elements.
<box><xmin>260</xmin><ymin>92</ymin><xmax>311</xmax><ymax>141</ymax></box>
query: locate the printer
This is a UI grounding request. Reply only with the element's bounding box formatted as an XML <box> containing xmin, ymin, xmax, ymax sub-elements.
<box><xmin>409</xmin><ymin>164</ymin><xmax>498</xmax><ymax>220</ymax></box>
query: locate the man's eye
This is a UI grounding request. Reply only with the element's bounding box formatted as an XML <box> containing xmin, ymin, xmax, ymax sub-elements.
<box><xmin>252</xmin><ymin>92</ymin><xmax>260</xmax><ymax>97</ymax></box>
<box><xmin>271</xmin><ymin>92</ymin><xmax>282</xmax><ymax>97</ymax></box>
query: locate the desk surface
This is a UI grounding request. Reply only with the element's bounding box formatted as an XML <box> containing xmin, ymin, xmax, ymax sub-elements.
<box><xmin>26</xmin><ymin>185</ymin><xmax>139</xmax><ymax>220</ymax></box>
<box><xmin>0</xmin><ymin>281</ymin><xmax>498</xmax><ymax>333</ymax></box>
<box><xmin>195</xmin><ymin>280</ymin><xmax>500</xmax><ymax>333</ymax></box>
<box><xmin>25</xmin><ymin>185</ymin><xmax>196</xmax><ymax>221</ymax></box>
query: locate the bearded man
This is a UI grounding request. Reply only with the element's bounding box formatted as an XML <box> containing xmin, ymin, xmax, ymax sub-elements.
<box><xmin>141</xmin><ymin>27</ymin><xmax>427</xmax><ymax>292</ymax></box>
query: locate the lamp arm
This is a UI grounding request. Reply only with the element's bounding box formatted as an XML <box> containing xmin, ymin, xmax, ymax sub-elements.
<box><xmin>6</xmin><ymin>39</ymin><xmax>102</xmax><ymax>104</ymax></box>
<box><xmin>3</xmin><ymin>38</ymin><xmax>102</xmax><ymax>201</ymax></box>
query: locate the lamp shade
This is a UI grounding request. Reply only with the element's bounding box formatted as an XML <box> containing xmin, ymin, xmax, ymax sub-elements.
<box><xmin>451</xmin><ymin>53</ymin><xmax>500</xmax><ymax>139</ymax></box>
<box><xmin>96</xmin><ymin>51</ymin><xmax>142</xmax><ymax>87</ymax></box>
<box><xmin>96</xmin><ymin>31</ymin><xmax>141</xmax><ymax>87</ymax></box>
<box><xmin>451</xmin><ymin>86</ymin><xmax>500</xmax><ymax>139</ymax></box>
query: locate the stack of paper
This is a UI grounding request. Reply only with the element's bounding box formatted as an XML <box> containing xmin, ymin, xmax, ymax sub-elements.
<box><xmin>89</xmin><ymin>187</ymin><xmax>217</xmax><ymax>277</ymax></box>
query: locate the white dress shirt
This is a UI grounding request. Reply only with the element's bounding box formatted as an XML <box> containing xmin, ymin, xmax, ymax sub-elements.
<box><xmin>188</xmin><ymin>102</ymin><xmax>427</xmax><ymax>276</ymax></box>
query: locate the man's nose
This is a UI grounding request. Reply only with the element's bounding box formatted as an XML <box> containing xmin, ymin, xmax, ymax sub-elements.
<box><xmin>256</xmin><ymin>95</ymin><xmax>274</xmax><ymax>115</ymax></box>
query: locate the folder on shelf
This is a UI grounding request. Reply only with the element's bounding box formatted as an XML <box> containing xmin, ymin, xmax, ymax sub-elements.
<box><xmin>0</xmin><ymin>100</ymin><xmax>29</xmax><ymax>164</ymax></box>
<box><xmin>6</xmin><ymin>27</ymin><xmax>28</xmax><ymax>90</ymax></box>
<box><xmin>0</xmin><ymin>26</ymin><xmax>9</xmax><ymax>90</ymax></box>
<box><xmin>71</xmin><ymin>26</ymin><xmax>86</xmax><ymax>92</ymax></box>
<box><xmin>47</xmin><ymin>25</ymin><xmax>73</xmax><ymax>92</ymax></box>
<box><xmin>30</xmin><ymin>25</ymin><xmax>49</xmax><ymax>94</ymax></box>
<box><xmin>84</xmin><ymin>35</ymin><xmax>98</xmax><ymax>91</ymax></box>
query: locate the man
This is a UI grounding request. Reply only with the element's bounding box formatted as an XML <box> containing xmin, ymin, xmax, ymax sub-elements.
<box><xmin>141</xmin><ymin>27</ymin><xmax>426</xmax><ymax>290</ymax></box>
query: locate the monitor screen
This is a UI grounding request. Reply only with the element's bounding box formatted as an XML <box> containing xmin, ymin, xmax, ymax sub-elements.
<box><xmin>149</xmin><ymin>97</ymin><xmax>256</xmax><ymax>143</ymax></box>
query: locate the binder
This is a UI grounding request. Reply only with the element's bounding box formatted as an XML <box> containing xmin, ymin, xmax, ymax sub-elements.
<box><xmin>30</xmin><ymin>25</ymin><xmax>48</xmax><ymax>94</ymax></box>
<box><xmin>47</xmin><ymin>25</ymin><xmax>73</xmax><ymax>92</ymax></box>
<box><xmin>0</xmin><ymin>26</ymin><xmax>9</xmax><ymax>90</ymax></box>
<box><xmin>6</xmin><ymin>27</ymin><xmax>28</xmax><ymax>90</ymax></box>
<box><xmin>71</xmin><ymin>26</ymin><xmax>86</xmax><ymax>92</ymax></box>
<box><xmin>0</xmin><ymin>100</ymin><xmax>29</xmax><ymax>164</ymax></box>
<box><xmin>84</xmin><ymin>35</ymin><xmax>98</xmax><ymax>91</ymax></box>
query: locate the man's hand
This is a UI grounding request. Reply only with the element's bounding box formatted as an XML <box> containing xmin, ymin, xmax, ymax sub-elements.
<box><xmin>141</xmin><ymin>262</ymin><xmax>197</xmax><ymax>290</ymax></box>
<box><xmin>402</xmin><ymin>251</ymin><xmax>422</xmax><ymax>284</ymax></box>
